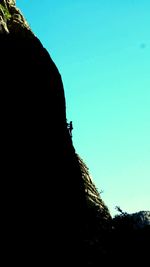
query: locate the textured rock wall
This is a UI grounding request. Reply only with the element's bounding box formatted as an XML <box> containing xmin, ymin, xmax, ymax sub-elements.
<box><xmin>0</xmin><ymin>1</ymin><xmax>111</xmax><ymax>265</ymax></box>
<box><xmin>78</xmin><ymin>155</ymin><xmax>112</xmax><ymax>265</ymax></box>
<box><xmin>0</xmin><ymin>0</ymin><xmax>30</xmax><ymax>33</ymax></box>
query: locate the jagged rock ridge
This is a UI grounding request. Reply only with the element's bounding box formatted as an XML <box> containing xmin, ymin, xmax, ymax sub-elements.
<box><xmin>78</xmin><ymin>155</ymin><xmax>111</xmax><ymax>224</ymax></box>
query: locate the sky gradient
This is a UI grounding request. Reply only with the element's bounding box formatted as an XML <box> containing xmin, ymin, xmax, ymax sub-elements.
<box><xmin>17</xmin><ymin>0</ymin><xmax>150</xmax><ymax>216</ymax></box>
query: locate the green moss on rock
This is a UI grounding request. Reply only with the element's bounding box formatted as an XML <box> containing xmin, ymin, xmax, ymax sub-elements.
<box><xmin>0</xmin><ymin>3</ymin><xmax>11</xmax><ymax>20</ymax></box>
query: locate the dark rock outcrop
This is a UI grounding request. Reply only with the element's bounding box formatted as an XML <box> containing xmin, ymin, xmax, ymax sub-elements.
<box><xmin>111</xmin><ymin>210</ymin><xmax>150</xmax><ymax>265</ymax></box>
<box><xmin>0</xmin><ymin>1</ymin><xmax>111</xmax><ymax>265</ymax></box>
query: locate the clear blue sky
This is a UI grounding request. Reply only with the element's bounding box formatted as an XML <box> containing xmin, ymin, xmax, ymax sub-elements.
<box><xmin>17</xmin><ymin>0</ymin><xmax>150</xmax><ymax>216</ymax></box>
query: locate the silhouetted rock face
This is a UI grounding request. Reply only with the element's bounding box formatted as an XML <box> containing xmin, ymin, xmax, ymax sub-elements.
<box><xmin>112</xmin><ymin>211</ymin><xmax>150</xmax><ymax>265</ymax></box>
<box><xmin>0</xmin><ymin>1</ymin><xmax>111</xmax><ymax>265</ymax></box>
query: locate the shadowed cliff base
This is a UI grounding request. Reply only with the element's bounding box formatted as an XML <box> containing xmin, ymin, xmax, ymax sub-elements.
<box><xmin>0</xmin><ymin>1</ymin><xmax>149</xmax><ymax>266</ymax></box>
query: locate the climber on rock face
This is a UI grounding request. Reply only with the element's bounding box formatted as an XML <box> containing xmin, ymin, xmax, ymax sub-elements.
<box><xmin>67</xmin><ymin>121</ymin><xmax>73</xmax><ymax>137</ymax></box>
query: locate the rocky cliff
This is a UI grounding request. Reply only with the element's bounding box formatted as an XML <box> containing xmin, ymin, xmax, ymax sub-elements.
<box><xmin>2</xmin><ymin>2</ymin><xmax>149</xmax><ymax>266</ymax></box>
<box><xmin>0</xmin><ymin>1</ymin><xmax>111</xmax><ymax>265</ymax></box>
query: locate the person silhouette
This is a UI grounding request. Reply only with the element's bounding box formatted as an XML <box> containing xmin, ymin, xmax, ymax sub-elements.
<box><xmin>67</xmin><ymin>121</ymin><xmax>73</xmax><ymax>137</ymax></box>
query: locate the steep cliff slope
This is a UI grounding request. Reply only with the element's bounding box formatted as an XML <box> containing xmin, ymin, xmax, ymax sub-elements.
<box><xmin>0</xmin><ymin>1</ymin><xmax>111</xmax><ymax>265</ymax></box>
<box><xmin>78</xmin><ymin>155</ymin><xmax>112</xmax><ymax>265</ymax></box>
